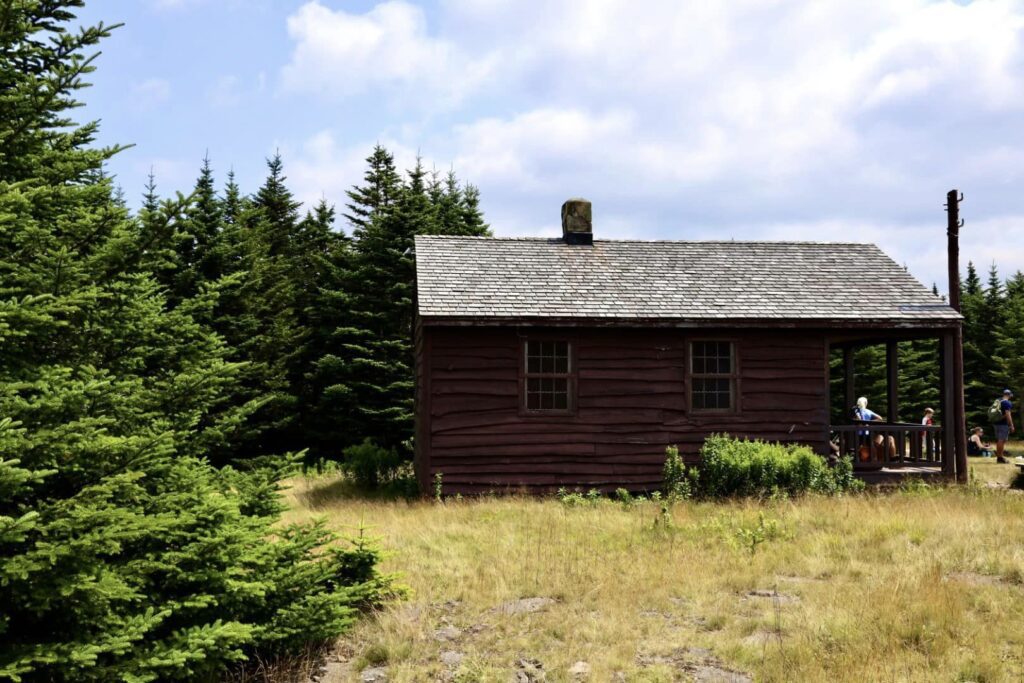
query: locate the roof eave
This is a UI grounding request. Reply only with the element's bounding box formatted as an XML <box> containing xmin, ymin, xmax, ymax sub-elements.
<box><xmin>416</xmin><ymin>314</ymin><xmax>963</xmax><ymax>330</ymax></box>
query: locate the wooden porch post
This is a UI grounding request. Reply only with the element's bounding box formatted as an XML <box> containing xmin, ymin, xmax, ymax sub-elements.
<box><xmin>886</xmin><ymin>341</ymin><xmax>899</xmax><ymax>424</ymax></box>
<box><xmin>940</xmin><ymin>332</ymin><xmax>956</xmax><ymax>478</ymax></box>
<box><xmin>952</xmin><ymin>326</ymin><xmax>968</xmax><ymax>482</ymax></box>
<box><xmin>946</xmin><ymin>190</ymin><xmax>969</xmax><ymax>482</ymax></box>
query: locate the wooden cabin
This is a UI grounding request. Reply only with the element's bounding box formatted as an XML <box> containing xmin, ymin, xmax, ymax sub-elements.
<box><xmin>413</xmin><ymin>198</ymin><xmax>968</xmax><ymax>494</ymax></box>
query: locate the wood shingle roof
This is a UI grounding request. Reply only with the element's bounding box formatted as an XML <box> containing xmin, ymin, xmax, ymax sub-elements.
<box><xmin>414</xmin><ymin>236</ymin><xmax>960</xmax><ymax>325</ymax></box>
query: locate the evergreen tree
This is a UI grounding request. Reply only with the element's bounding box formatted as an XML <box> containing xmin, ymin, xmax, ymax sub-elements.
<box><xmin>178</xmin><ymin>155</ymin><xmax>224</xmax><ymax>296</ymax></box>
<box><xmin>229</xmin><ymin>154</ymin><xmax>307</xmax><ymax>455</ymax></box>
<box><xmin>460</xmin><ymin>182</ymin><xmax>490</xmax><ymax>236</ymax></box>
<box><xmin>994</xmin><ymin>270</ymin><xmax>1024</xmax><ymax>429</ymax></box>
<box><xmin>339</xmin><ymin>159</ymin><xmax>435</xmax><ymax>450</ymax></box>
<box><xmin>305</xmin><ymin>150</ymin><xmax>492</xmax><ymax>460</ymax></box>
<box><xmin>960</xmin><ymin>262</ymin><xmax>991</xmax><ymax>428</ymax></box>
<box><xmin>223</xmin><ymin>168</ymin><xmax>243</xmax><ymax>225</ymax></box>
<box><xmin>0</xmin><ymin>4</ymin><xmax>391</xmax><ymax>679</ymax></box>
<box><xmin>344</xmin><ymin>144</ymin><xmax>402</xmax><ymax>240</ymax></box>
<box><xmin>898</xmin><ymin>339</ymin><xmax>940</xmax><ymax>423</ymax></box>
<box><xmin>428</xmin><ymin>169</ymin><xmax>491</xmax><ymax>236</ymax></box>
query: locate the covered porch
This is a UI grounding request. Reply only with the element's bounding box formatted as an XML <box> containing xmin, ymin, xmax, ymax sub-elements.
<box><xmin>827</xmin><ymin>324</ymin><xmax>967</xmax><ymax>483</ymax></box>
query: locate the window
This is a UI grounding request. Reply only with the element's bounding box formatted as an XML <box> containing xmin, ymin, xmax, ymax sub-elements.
<box><xmin>523</xmin><ymin>340</ymin><xmax>573</xmax><ymax>412</ymax></box>
<box><xmin>690</xmin><ymin>341</ymin><xmax>737</xmax><ymax>412</ymax></box>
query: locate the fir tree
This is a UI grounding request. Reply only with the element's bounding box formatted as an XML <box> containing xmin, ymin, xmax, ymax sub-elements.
<box><xmin>0</xmin><ymin>5</ymin><xmax>391</xmax><ymax>679</ymax></box>
<box><xmin>460</xmin><ymin>182</ymin><xmax>490</xmax><ymax>236</ymax></box>
<box><xmin>182</xmin><ymin>154</ymin><xmax>224</xmax><ymax>290</ymax></box>
<box><xmin>223</xmin><ymin>168</ymin><xmax>243</xmax><ymax>225</ymax></box>
<box><xmin>344</xmin><ymin>144</ymin><xmax>402</xmax><ymax>239</ymax></box>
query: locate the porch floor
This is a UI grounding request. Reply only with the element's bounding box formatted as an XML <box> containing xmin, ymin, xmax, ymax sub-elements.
<box><xmin>855</xmin><ymin>465</ymin><xmax>947</xmax><ymax>486</ymax></box>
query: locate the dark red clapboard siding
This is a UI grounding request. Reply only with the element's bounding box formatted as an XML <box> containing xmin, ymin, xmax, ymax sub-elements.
<box><xmin>418</xmin><ymin>326</ymin><xmax>830</xmax><ymax>493</ymax></box>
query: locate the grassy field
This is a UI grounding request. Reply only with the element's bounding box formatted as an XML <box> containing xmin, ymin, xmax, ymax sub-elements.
<box><xmin>283</xmin><ymin>459</ymin><xmax>1024</xmax><ymax>682</ymax></box>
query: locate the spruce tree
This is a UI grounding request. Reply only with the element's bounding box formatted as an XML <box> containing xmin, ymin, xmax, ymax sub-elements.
<box><xmin>344</xmin><ymin>144</ymin><xmax>402</xmax><ymax>240</ymax></box>
<box><xmin>0</xmin><ymin>4</ymin><xmax>391</xmax><ymax>679</ymax></box>
<box><xmin>229</xmin><ymin>154</ymin><xmax>307</xmax><ymax>455</ymax></box>
<box><xmin>960</xmin><ymin>262</ymin><xmax>990</xmax><ymax>427</ymax></box>
<box><xmin>460</xmin><ymin>182</ymin><xmax>490</xmax><ymax>235</ymax></box>
<box><xmin>994</xmin><ymin>270</ymin><xmax>1024</xmax><ymax>429</ymax></box>
<box><xmin>177</xmin><ymin>155</ymin><xmax>224</xmax><ymax>298</ymax></box>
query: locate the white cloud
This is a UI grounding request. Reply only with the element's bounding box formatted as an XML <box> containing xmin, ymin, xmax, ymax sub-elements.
<box><xmin>130</xmin><ymin>78</ymin><xmax>171</xmax><ymax>111</ymax></box>
<box><xmin>275</xmin><ymin>0</ymin><xmax>1024</xmax><ymax>281</ymax></box>
<box><xmin>281</xmin><ymin>1</ymin><xmax>494</xmax><ymax>104</ymax></box>
<box><xmin>284</xmin><ymin>130</ymin><xmax>422</xmax><ymax>214</ymax></box>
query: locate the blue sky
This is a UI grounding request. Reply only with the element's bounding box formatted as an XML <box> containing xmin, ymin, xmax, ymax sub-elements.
<box><xmin>78</xmin><ymin>1</ymin><xmax>1024</xmax><ymax>291</ymax></box>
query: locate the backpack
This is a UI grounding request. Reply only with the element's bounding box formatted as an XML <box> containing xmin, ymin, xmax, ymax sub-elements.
<box><xmin>988</xmin><ymin>399</ymin><xmax>1005</xmax><ymax>424</ymax></box>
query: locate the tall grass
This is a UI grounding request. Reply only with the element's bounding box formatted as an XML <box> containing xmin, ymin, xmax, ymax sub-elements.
<box><xmin>282</xmin><ymin>469</ymin><xmax>1024</xmax><ymax>682</ymax></box>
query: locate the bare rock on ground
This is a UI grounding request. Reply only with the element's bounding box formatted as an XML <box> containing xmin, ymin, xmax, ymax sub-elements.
<box><xmin>513</xmin><ymin>657</ymin><xmax>546</xmax><ymax>682</ymax></box>
<box><xmin>742</xmin><ymin>630</ymin><xmax>780</xmax><ymax>648</ymax></box>
<box><xmin>569</xmin><ymin>660</ymin><xmax>590</xmax><ymax>678</ymax></box>
<box><xmin>745</xmin><ymin>590</ymin><xmax>800</xmax><ymax>604</ymax></box>
<box><xmin>637</xmin><ymin>647</ymin><xmax>751</xmax><ymax>683</ymax></box>
<box><xmin>440</xmin><ymin>650</ymin><xmax>464</xmax><ymax>669</ymax></box>
<box><xmin>687</xmin><ymin>664</ymin><xmax>754</xmax><ymax>682</ymax></box>
<box><xmin>945</xmin><ymin>571</ymin><xmax>1012</xmax><ymax>586</ymax></box>
<box><xmin>494</xmin><ymin>597</ymin><xmax>557</xmax><ymax>615</ymax></box>
<box><xmin>434</xmin><ymin>625</ymin><xmax>463</xmax><ymax>642</ymax></box>
<box><xmin>360</xmin><ymin>666</ymin><xmax>388</xmax><ymax>683</ymax></box>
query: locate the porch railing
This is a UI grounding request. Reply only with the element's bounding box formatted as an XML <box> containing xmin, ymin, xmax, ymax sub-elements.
<box><xmin>832</xmin><ymin>423</ymin><xmax>944</xmax><ymax>469</ymax></box>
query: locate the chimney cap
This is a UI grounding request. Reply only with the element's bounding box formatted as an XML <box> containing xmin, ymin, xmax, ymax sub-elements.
<box><xmin>561</xmin><ymin>198</ymin><xmax>592</xmax><ymax>245</ymax></box>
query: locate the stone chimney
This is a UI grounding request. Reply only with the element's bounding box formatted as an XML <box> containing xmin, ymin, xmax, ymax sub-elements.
<box><xmin>561</xmin><ymin>198</ymin><xmax>592</xmax><ymax>245</ymax></box>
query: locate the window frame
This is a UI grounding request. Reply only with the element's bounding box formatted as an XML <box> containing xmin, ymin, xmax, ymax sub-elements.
<box><xmin>688</xmin><ymin>339</ymin><xmax>740</xmax><ymax>414</ymax></box>
<box><xmin>519</xmin><ymin>336</ymin><xmax>577</xmax><ymax>416</ymax></box>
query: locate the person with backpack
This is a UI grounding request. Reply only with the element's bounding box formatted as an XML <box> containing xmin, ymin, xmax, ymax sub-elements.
<box><xmin>989</xmin><ymin>389</ymin><xmax>1015</xmax><ymax>463</ymax></box>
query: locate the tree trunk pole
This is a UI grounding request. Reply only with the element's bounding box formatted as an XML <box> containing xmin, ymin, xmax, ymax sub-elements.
<box><xmin>946</xmin><ymin>190</ymin><xmax>968</xmax><ymax>482</ymax></box>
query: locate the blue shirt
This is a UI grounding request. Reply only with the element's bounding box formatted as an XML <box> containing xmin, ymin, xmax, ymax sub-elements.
<box><xmin>856</xmin><ymin>408</ymin><xmax>880</xmax><ymax>436</ymax></box>
<box><xmin>997</xmin><ymin>398</ymin><xmax>1013</xmax><ymax>425</ymax></box>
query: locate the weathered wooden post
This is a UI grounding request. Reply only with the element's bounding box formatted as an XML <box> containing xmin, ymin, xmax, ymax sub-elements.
<box><xmin>945</xmin><ymin>190</ymin><xmax>969</xmax><ymax>482</ymax></box>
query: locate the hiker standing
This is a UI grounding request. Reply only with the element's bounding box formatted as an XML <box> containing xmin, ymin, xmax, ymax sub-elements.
<box><xmin>991</xmin><ymin>389</ymin><xmax>1015</xmax><ymax>463</ymax></box>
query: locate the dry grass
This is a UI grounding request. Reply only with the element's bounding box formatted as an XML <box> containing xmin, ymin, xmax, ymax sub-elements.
<box><xmin>282</xmin><ymin>462</ymin><xmax>1024</xmax><ymax>682</ymax></box>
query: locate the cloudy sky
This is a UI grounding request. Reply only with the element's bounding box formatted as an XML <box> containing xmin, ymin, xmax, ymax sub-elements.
<box><xmin>79</xmin><ymin>1</ymin><xmax>1024</xmax><ymax>292</ymax></box>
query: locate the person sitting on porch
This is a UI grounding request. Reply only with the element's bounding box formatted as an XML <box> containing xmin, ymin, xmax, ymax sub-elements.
<box><xmin>968</xmin><ymin>426</ymin><xmax>993</xmax><ymax>457</ymax></box>
<box><xmin>855</xmin><ymin>396</ymin><xmax>897</xmax><ymax>461</ymax></box>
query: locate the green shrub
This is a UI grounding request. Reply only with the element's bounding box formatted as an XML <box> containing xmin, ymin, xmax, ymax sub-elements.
<box><xmin>342</xmin><ymin>439</ymin><xmax>403</xmax><ymax>490</ymax></box>
<box><xmin>662</xmin><ymin>446</ymin><xmax>694</xmax><ymax>500</ymax></box>
<box><xmin>614</xmin><ymin>487</ymin><xmax>634</xmax><ymax>508</ymax></box>
<box><xmin>696</xmin><ymin>434</ymin><xmax>862</xmax><ymax>498</ymax></box>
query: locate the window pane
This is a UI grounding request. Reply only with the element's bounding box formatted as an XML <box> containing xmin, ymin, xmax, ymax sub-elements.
<box><xmin>691</xmin><ymin>341</ymin><xmax>733</xmax><ymax>375</ymax></box>
<box><xmin>693</xmin><ymin>377</ymin><xmax>732</xmax><ymax>411</ymax></box>
<box><xmin>553</xmin><ymin>389</ymin><xmax>568</xmax><ymax>410</ymax></box>
<box><xmin>526</xmin><ymin>377</ymin><xmax>541</xmax><ymax>409</ymax></box>
<box><xmin>526</xmin><ymin>340</ymin><xmax>570</xmax><ymax>375</ymax></box>
<box><xmin>553</xmin><ymin>353</ymin><xmax>569</xmax><ymax>374</ymax></box>
<box><xmin>524</xmin><ymin>340</ymin><xmax>572</xmax><ymax>411</ymax></box>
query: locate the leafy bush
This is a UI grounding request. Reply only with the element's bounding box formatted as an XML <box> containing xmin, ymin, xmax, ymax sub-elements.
<box><xmin>695</xmin><ymin>434</ymin><xmax>862</xmax><ymax>498</ymax></box>
<box><xmin>556</xmin><ymin>487</ymin><xmax>603</xmax><ymax>507</ymax></box>
<box><xmin>341</xmin><ymin>439</ymin><xmax>404</xmax><ymax>490</ymax></box>
<box><xmin>662</xmin><ymin>446</ymin><xmax>694</xmax><ymax>499</ymax></box>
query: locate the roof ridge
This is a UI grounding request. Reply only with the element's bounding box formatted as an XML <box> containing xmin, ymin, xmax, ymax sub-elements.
<box><xmin>414</xmin><ymin>235</ymin><xmax>875</xmax><ymax>246</ymax></box>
